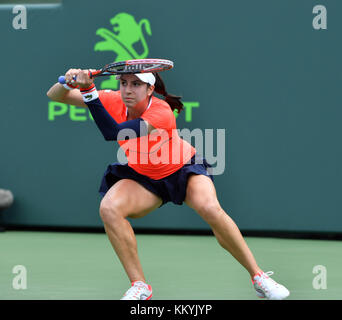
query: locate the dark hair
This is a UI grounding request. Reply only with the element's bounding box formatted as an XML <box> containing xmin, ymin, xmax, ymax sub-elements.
<box><xmin>151</xmin><ymin>72</ymin><xmax>184</xmax><ymax>113</ymax></box>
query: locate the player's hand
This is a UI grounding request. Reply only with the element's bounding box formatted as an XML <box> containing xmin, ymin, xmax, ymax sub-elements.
<box><xmin>64</xmin><ymin>69</ymin><xmax>95</xmax><ymax>88</ymax></box>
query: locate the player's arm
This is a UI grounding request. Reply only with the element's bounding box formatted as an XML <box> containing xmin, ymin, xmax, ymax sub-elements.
<box><xmin>80</xmin><ymin>83</ymin><xmax>154</xmax><ymax>141</ymax></box>
<box><xmin>52</xmin><ymin>69</ymin><xmax>154</xmax><ymax>140</ymax></box>
<box><xmin>46</xmin><ymin>82</ymin><xmax>86</xmax><ymax>107</ymax></box>
<box><xmin>46</xmin><ymin>69</ymin><xmax>95</xmax><ymax>107</ymax></box>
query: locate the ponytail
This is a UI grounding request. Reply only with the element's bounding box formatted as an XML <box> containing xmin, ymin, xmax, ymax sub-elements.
<box><xmin>152</xmin><ymin>72</ymin><xmax>184</xmax><ymax>114</ymax></box>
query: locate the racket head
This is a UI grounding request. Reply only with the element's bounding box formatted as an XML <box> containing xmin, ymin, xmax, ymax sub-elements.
<box><xmin>91</xmin><ymin>59</ymin><xmax>174</xmax><ymax>78</ymax></box>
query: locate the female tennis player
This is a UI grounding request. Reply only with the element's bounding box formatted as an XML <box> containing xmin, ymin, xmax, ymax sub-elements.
<box><xmin>47</xmin><ymin>68</ymin><xmax>290</xmax><ymax>300</ymax></box>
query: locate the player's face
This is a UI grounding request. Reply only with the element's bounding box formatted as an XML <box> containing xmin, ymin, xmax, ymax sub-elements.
<box><xmin>119</xmin><ymin>74</ymin><xmax>154</xmax><ymax>108</ymax></box>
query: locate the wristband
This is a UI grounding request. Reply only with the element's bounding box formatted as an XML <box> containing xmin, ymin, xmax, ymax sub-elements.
<box><xmin>80</xmin><ymin>83</ymin><xmax>99</xmax><ymax>102</ymax></box>
<box><xmin>62</xmin><ymin>82</ymin><xmax>79</xmax><ymax>90</ymax></box>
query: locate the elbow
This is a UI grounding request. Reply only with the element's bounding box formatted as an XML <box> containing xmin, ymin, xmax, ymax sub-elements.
<box><xmin>104</xmin><ymin>135</ymin><xmax>117</xmax><ymax>141</ymax></box>
<box><xmin>46</xmin><ymin>88</ymin><xmax>56</xmax><ymax>101</ymax></box>
<box><xmin>102</xmin><ymin>129</ymin><xmax>118</xmax><ymax>141</ymax></box>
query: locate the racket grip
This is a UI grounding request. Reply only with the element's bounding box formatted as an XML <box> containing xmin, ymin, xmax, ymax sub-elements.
<box><xmin>58</xmin><ymin>75</ymin><xmax>79</xmax><ymax>84</ymax></box>
<box><xmin>58</xmin><ymin>72</ymin><xmax>92</xmax><ymax>84</ymax></box>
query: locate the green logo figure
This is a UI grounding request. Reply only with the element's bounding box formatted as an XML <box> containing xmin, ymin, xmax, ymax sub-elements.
<box><xmin>94</xmin><ymin>13</ymin><xmax>152</xmax><ymax>90</ymax></box>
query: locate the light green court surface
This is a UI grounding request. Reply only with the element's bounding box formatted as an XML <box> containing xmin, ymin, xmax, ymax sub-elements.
<box><xmin>1</xmin><ymin>231</ymin><xmax>341</xmax><ymax>300</ymax></box>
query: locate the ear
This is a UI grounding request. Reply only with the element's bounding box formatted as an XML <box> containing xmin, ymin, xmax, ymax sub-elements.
<box><xmin>147</xmin><ymin>85</ymin><xmax>155</xmax><ymax>97</ymax></box>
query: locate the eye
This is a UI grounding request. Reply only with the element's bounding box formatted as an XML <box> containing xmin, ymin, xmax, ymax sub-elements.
<box><xmin>120</xmin><ymin>80</ymin><xmax>127</xmax><ymax>86</ymax></box>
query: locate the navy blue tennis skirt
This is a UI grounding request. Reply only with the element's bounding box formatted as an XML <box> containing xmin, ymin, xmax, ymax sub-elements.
<box><xmin>99</xmin><ymin>154</ymin><xmax>213</xmax><ymax>206</ymax></box>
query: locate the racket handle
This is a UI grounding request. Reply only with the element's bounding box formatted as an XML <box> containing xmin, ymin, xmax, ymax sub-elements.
<box><xmin>58</xmin><ymin>75</ymin><xmax>78</xmax><ymax>84</ymax></box>
<box><xmin>58</xmin><ymin>71</ymin><xmax>92</xmax><ymax>84</ymax></box>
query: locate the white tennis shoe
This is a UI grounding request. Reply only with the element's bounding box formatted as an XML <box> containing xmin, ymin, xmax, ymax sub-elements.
<box><xmin>120</xmin><ymin>280</ymin><xmax>153</xmax><ymax>300</ymax></box>
<box><xmin>252</xmin><ymin>271</ymin><xmax>290</xmax><ymax>300</ymax></box>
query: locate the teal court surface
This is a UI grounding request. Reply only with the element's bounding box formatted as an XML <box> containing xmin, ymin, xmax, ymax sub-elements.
<box><xmin>1</xmin><ymin>231</ymin><xmax>341</xmax><ymax>300</ymax></box>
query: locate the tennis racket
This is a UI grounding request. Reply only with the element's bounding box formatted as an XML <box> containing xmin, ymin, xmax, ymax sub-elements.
<box><xmin>58</xmin><ymin>58</ymin><xmax>173</xmax><ymax>84</ymax></box>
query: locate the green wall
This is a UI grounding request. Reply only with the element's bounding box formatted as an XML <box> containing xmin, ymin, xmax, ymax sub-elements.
<box><xmin>0</xmin><ymin>0</ymin><xmax>341</xmax><ymax>232</ymax></box>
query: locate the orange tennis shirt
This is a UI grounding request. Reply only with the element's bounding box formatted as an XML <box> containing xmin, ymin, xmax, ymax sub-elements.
<box><xmin>98</xmin><ymin>90</ymin><xmax>196</xmax><ymax>180</ymax></box>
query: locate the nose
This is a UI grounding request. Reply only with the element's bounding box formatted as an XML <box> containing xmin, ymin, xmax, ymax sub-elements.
<box><xmin>125</xmin><ymin>83</ymin><xmax>133</xmax><ymax>94</ymax></box>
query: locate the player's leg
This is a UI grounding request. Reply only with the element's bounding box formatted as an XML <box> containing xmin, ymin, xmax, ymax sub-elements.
<box><xmin>99</xmin><ymin>179</ymin><xmax>162</xmax><ymax>284</ymax></box>
<box><xmin>185</xmin><ymin>174</ymin><xmax>290</xmax><ymax>299</ymax></box>
<box><xmin>184</xmin><ymin>174</ymin><xmax>262</xmax><ymax>277</ymax></box>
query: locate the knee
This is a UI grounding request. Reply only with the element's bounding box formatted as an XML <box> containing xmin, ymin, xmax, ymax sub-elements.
<box><xmin>99</xmin><ymin>197</ymin><xmax>126</xmax><ymax>226</ymax></box>
<box><xmin>196</xmin><ymin>200</ymin><xmax>223</xmax><ymax>225</ymax></box>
